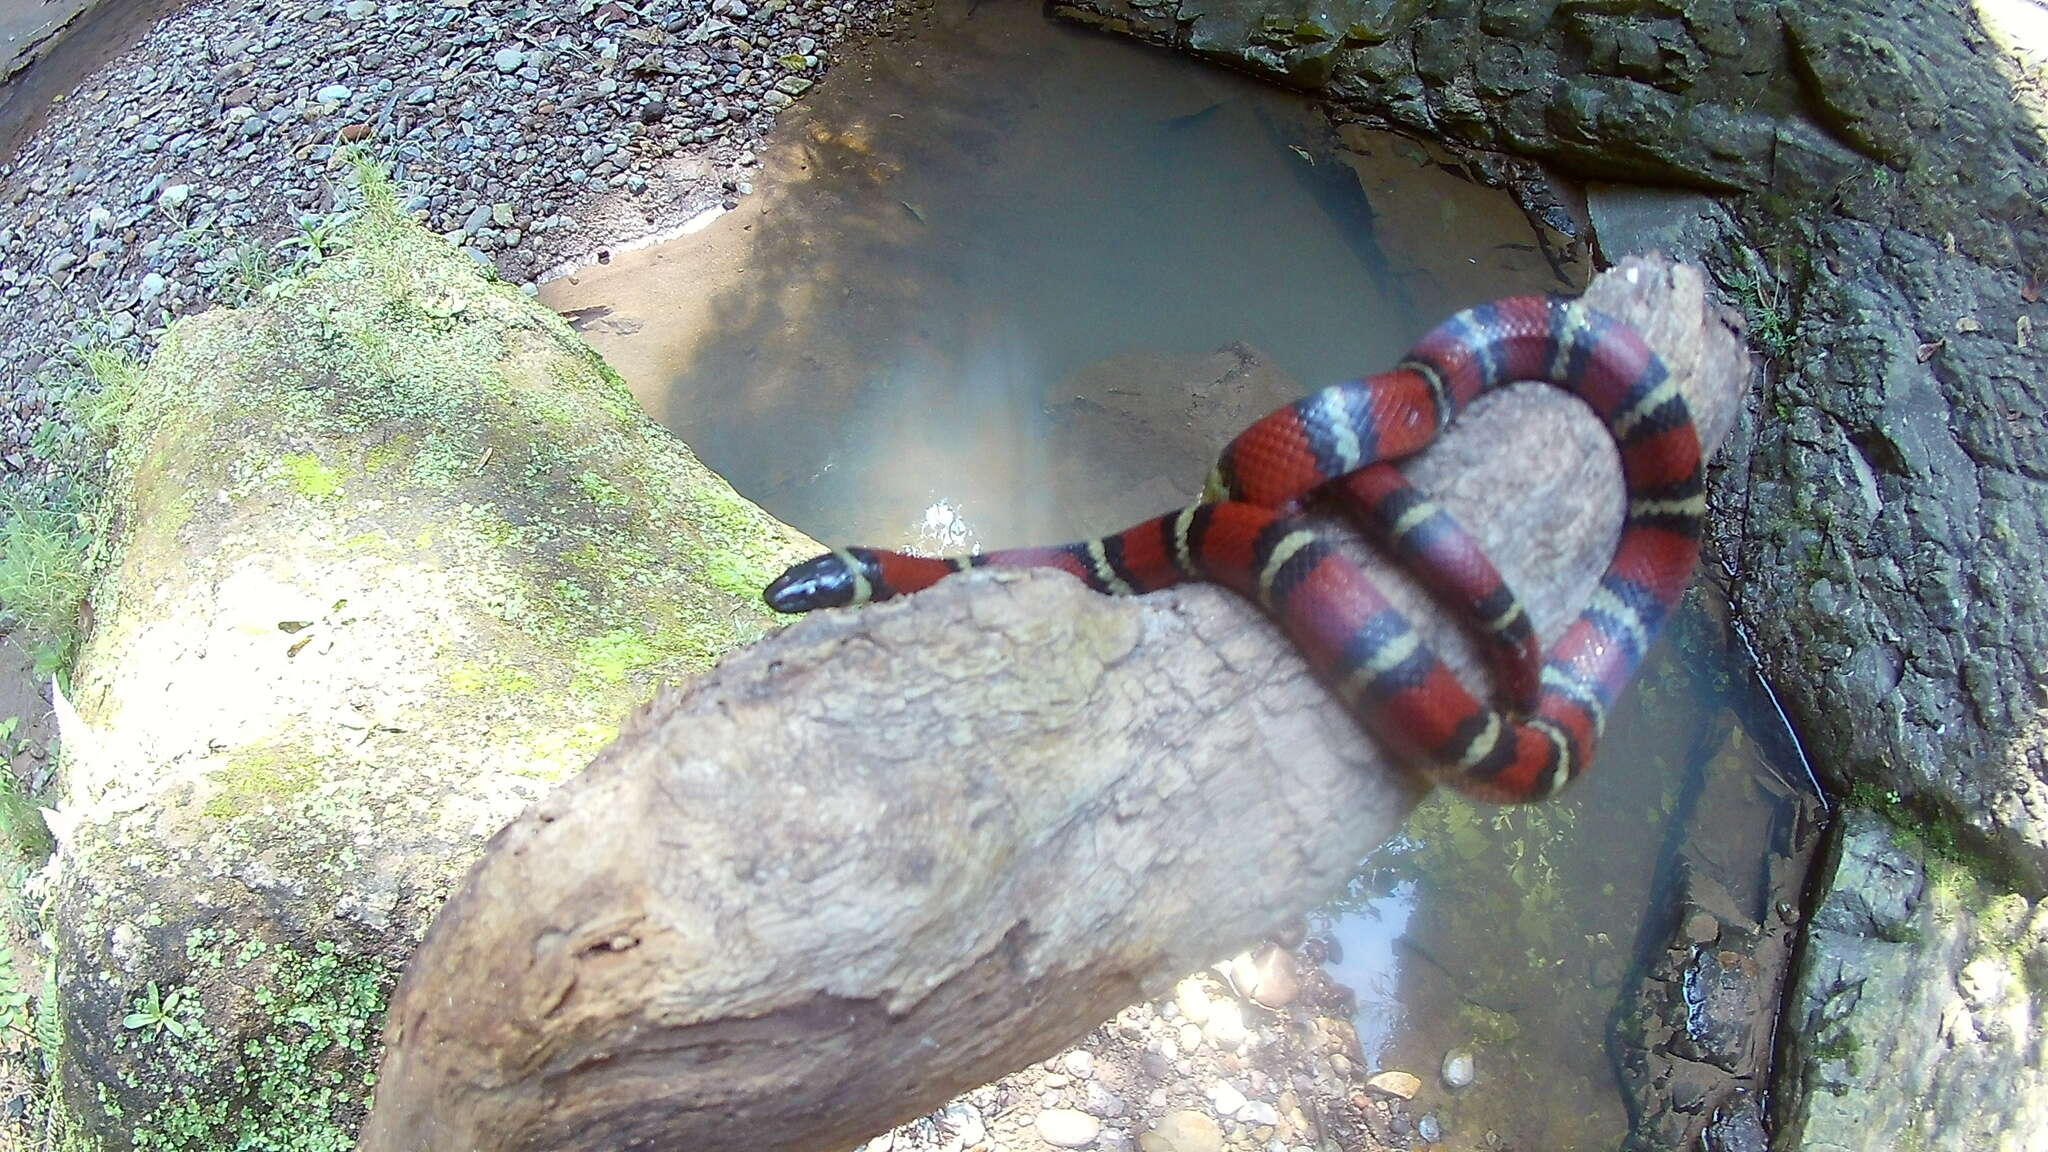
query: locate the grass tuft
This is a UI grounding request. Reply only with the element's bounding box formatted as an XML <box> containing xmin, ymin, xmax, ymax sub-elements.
<box><xmin>0</xmin><ymin>501</ymin><xmax>90</xmax><ymax>680</ymax></box>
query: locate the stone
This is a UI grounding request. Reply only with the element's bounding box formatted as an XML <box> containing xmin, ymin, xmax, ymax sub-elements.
<box><xmin>1365</xmin><ymin>1071</ymin><xmax>1421</xmax><ymax>1100</ymax></box>
<box><xmin>1236</xmin><ymin>1100</ymin><xmax>1278</xmax><ymax>1127</ymax></box>
<box><xmin>139</xmin><ymin>273</ymin><xmax>167</xmax><ymax>300</ymax></box>
<box><xmin>1063</xmin><ymin>1049</ymin><xmax>1095</xmax><ymax>1078</ymax></box>
<box><xmin>1417</xmin><ymin>1113</ymin><xmax>1442</xmax><ymax>1143</ymax></box>
<box><xmin>1173</xmin><ymin>977</ymin><xmax>1213</xmax><ymax>1024</ymax></box>
<box><xmin>1202</xmin><ymin>1000</ymin><xmax>1247</xmax><ymax>1050</ymax></box>
<box><xmin>1776</xmin><ymin>813</ymin><xmax>2048</xmax><ymax>1151</ymax></box>
<box><xmin>406</xmin><ymin>85</ymin><xmax>437</xmax><ymax>104</ymax></box>
<box><xmin>1584</xmin><ymin>184</ymin><xmax>1736</xmax><ymax>270</ymax></box>
<box><xmin>315</xmin><ymin>84</ymin><xmax>353</xmax><ymax>104</ymax></box>
<box><xmin>1702</xmin><ymin>1093</ymin><xmax>1767</xmax><ymax>1152</ymax></box>
<box><xmin>45</xmin><ymin>206</ymin><xmax>816</xmax><ymax>1140</ymax></box>
<box><xmin>1139</xmin><ymin>1111</ymin><xmax>1221</xmax><ymax>1152</ymax></box>
<box><xmin>1674</xmin><ymin>946</ymin><xmax>1763</xmax><ymax>1072</ymax></box>
<box><xmin>344</xmin><ymin>0</ymin><xmax>376</xmax><ymax>17</ymax></box>
<box><xmin>937</xmin><ymin>1101</ymin><xmax>986</xmax><ymax>1147</ymax></box>
<box><xmin>1083</xmin><ymin>1080</ymin><xmax>1125</xmax><ymax>1118</ymax></box>
<box><xmin>493</xmin><ymin>47</ymin><xmax>527</xmax><ymax>73</ymax></box>
<box><xmin>1244</xmin><ymin>945</ymin><xmax>1300</xmax><ymax>1009</ymax></box>
<box><xmin>1208</xmin><ymin>1081</ymin><xmax>1246</xmax><ymax>1117</ymax></box>
<box><xmin>1037</xmin><ymin>1109</ymin><xmax>1101</xmax><ymax>1148</ymax></box>
<box><xmin>1441</xmin><ymin>1048</ymin><xmax>1474</xmax><ymax>1089</ymax></box>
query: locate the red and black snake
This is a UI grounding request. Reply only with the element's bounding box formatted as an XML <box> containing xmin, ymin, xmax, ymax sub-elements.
<box><xmin>764</xmin><ymin>296</ymin><xmax>1704</xmax><ymax>803</ymax></box>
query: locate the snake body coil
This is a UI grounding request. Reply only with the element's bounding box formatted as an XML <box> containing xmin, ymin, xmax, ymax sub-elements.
<box><xmin>764</xmin><ymin>296</ymin><xmax>1704</xmax><ymax>803</ymax></box>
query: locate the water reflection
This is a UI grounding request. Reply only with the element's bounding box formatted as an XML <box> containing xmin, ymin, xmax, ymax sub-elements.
<box><xmin>1316</xmin><ymin>876</ymin><xmax>1420</xmax><ymax>1072</ymax></box>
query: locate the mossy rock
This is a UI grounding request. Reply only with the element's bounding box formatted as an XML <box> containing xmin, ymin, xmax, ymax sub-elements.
<box><xmin>46</xmin><ymin>184</ymin><xmax>814</xmax><ymax>1149</ymax></box>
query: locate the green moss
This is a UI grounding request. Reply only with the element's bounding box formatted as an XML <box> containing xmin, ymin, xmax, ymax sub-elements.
<box><xmin>361</xmin><ymin>436</ymin><xmax>408</xmax><ymax>475</ymax></box>
<box><xmin>573</xmin><ymin>628</ymin><xmax>661</xmax><ymax>685</ymax></box>
<box><xmin>1809</xmin><ymin>1028</ymin><xmax>1862</xmax><ymax>1066</ymax></box>
<box><xmin>61</xmin><ymin>161</ymin><xmax>818</xmax><ymax>1140</ymax></box>
<box><xmin>277</xmin><ymin>454</ymin><xmax>343</xmax><ymax>499</ymax></box>
<box><xmin>575</xmin><ymin>470</ymin><xmax>627</xmax><ymax>506</ymax></box>
<box><xmin>204</xmin><ymin>747</ymin><xmax>326</xmax><ymax>822</ymax></box>
<box><xmin>407</xmin><ymin>432</ymin><xmax>466</xmax><ymax>488</ymax></box>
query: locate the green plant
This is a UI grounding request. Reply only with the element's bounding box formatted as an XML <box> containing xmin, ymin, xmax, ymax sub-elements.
<box><xmin>335</xmin><ymin>145</ymin><xmax>400</xmax><ymax>217</ymax></box>
<box><xmin>123</xmin><ymin>982</ymin><xmax>193</xmax><ymax>1043</ymax></box>
<box><xmin>72</xmin><ymin>343</ymin><xmax>143</xmax><ymax>443</ymax></box>
<box><xmin>0</xmin><ymin>944</ymin><xmax>33</xmax><ymax>1043</ymax></box>
<box><xmin>1725</xmin><ymin>263</ymin><xmax>1794</xmax><ymax>362</ymax></box>
<box><xmin>0</xmin><ymin>757</ymin><xmax>53</xmax><ymax>864</ymax></box>
<box><xmin>0</xmin><ymin>497</ymin><xmax>90</xmax><ymax>678</ymax></box>
<box><xmin>277</xmin><ymin>214</ymin><xmax>353</xmax><ymax>268</ymax></box>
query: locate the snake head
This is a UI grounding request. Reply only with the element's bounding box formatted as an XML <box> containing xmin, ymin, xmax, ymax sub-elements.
<box><xmin>763</xmin><ymin>549</ymin><xmax>876</xmax><ymax>614</ymax></box>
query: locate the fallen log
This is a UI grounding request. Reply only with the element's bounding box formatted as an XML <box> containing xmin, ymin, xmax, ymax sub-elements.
<box><xmin>360</xmin><ymin>256</ymin><xmax>1750</xmax><ymax>1151</ymax></box>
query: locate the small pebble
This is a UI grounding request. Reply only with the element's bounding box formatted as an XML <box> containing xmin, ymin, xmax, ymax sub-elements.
<box><xmin>1207</xmin><ymin>1081</ymin><xmax>1246</xmax><ymax>1118</ymax></box>
<box><xmin>1037</xmin><ymin>1109</ymin><xmax>1101</xmax><ymax>1149</ymax></box>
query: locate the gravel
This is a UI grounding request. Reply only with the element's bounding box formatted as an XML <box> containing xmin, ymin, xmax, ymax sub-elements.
<box><xmin>0</xmin><ymin>0</ymin><xmax>914</xmax><ymax>490</ymax></box>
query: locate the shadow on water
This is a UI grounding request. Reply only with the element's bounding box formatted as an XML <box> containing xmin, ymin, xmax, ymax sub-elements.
<box><xmin>541</xmin><ymin>0</ymin><xmax>1580</xmax><ymax>553</ymax></box>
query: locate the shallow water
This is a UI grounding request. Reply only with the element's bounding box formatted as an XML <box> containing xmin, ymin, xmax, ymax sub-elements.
<box><xmin>1325</xmin><ymin>589</ymin><xmax>1815</xmax><ymax>1149</ymax></box>
<box><xmin>543</xmin><ymin>3</ymin><xmax>1812</xmax><ymax>1149</ymax></box>
<box><xmin>542</xmin><ymin>0</ymin><xmax>1582</xmax><ymax>553</ymax></box>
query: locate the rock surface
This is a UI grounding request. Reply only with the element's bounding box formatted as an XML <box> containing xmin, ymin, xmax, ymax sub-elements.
<box><xmin>48</xmin><ymin>187</ymin><xmax>812</xmax><ymax>1148</ymax></box>
<box><xmin>1775</xmin><ymin>811</ymin><xmax>2048</xmax><ymax>1151</ymax></box>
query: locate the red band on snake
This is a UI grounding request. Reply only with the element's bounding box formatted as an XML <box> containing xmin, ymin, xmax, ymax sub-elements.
<box><xmin>764</xmin><ymin>296</ymin><xmax>1704</xmax><ymax>804</ymax></box>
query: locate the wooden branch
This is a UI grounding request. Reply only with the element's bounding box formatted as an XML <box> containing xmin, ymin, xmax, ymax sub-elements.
<box><xmin>359</xmin><ymin>257</ymin><xmax>1750</xmax><ymax>1152</ymax></box>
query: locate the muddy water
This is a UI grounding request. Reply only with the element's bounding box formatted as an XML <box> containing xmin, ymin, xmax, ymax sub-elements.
<box><xmin>543</xmin><ymin>3</ymin><xmax>1809</xmax><ymax>1150</ymax></box>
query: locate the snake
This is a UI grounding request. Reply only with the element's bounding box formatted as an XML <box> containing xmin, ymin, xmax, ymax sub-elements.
<box><xmin>762</xmin><ymin>296</ymin><xmax>1704</xmax><ymax>803</ymax></box>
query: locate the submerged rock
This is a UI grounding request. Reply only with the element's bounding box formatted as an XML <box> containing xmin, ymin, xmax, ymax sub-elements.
<box><xmin>1366</xmin><ymin>1070</ymin><xmax>1421</xmax><ymax>1100</ymax></box>
<box><xmin>1140</xmin><ymin>1110</ymin><xmax>1221</xmax><ymax>1152</ymax></box>
<box><xmin>1440</xmin><ymin>1047</ymin><xmax>1474</xmax><ymax>1089</ymax></box>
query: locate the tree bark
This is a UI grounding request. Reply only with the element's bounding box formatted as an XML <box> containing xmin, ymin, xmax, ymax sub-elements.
<box><xmin>360</xmin><ymin>256</ymin><xmax>1751</xmax><ymax>1152</ymax></box>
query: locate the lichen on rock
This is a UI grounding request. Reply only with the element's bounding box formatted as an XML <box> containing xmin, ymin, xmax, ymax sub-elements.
<box><xmin>44</xmin><ymin>172</ymin><xmax>814</xmax><ymax>1148</ymax></box>
<box><xmin>1776</xmin><ymin>811</ymin><xmax>2048</xmax><ymax>1151</ymax></box>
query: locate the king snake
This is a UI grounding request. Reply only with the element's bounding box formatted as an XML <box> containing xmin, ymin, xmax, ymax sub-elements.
<box><xmin>763</xmin><ymin>296</ymin><xmax>1704</xmax><ymax>804</ymax></box>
